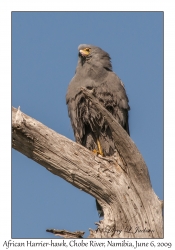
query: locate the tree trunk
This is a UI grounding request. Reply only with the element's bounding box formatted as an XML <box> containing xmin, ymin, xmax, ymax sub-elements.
<box><xmin>12</xmin><ymin>92</ymin><xmax>163</xmax><ymax>238</ymax></box>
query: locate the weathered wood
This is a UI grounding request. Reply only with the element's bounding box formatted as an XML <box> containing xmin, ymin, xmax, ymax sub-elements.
<box><xmin>12</xmin><ymin>105</ymin><xmax>163</xmax><ymax>238</ymax></box>
<box><xmin>46</xmin><ymin>229</ymin><xmax>84</xmax><ymax>238</ymax></box>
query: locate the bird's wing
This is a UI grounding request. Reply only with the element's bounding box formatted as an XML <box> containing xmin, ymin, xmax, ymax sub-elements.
<box><xmin>94</xmin><ymin>71</ymin><xmax>130</xmax><ymax>134</ymax></box>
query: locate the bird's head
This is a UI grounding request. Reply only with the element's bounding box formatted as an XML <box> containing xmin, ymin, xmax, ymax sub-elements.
<box><xmin>78</xmin><ymin>44</ymin><xmax>112</xmax><ymax>71</ymax></box>
<box><xmin>78</xmin><ymin>44</ymin><xmax>93</xmax><ymax>57</ymax></box>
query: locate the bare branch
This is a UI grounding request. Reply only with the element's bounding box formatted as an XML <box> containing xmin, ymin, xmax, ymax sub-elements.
<box><xmin>46</xmin><ymin>229</ymin><xmax>84</xmax><ymax>238</ymax></box>
<box><xmin>12</xmin><ymin>105</ymin><xmax>163</xmax><ymax>238</ymax></box>
<box><xmin>12</xmin><ymin>106</ymin><xmax>117</xmax><ymax>202</ymax></box>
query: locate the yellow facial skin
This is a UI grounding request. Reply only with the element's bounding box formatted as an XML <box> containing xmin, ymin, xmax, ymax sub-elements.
<box><xmin>79</xmin><ymin>48</ymin><xmax>91</xmax><ymax>56</ymax></box>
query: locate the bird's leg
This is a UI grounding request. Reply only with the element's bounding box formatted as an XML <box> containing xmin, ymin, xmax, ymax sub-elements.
<box><xmin>93</xmin><ymin>138</ymin><xmax>104</xmax><ymax>156</ymax></box>
<box><xmin>97</xmin><ymin>139</ymin><xmax>103</xmax><ymax>156</ymax></box>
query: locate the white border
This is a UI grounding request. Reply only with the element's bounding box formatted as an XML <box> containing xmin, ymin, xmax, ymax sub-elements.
<box><xmin>0</xmin><ymin>1</ymin><xmax>175</xmax><ymax>248</ymax></box>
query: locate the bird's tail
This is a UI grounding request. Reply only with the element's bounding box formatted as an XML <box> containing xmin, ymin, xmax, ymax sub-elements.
<box><xmin>96</xmin><ymin>199</ymin><xmax>104</xmax><ymax>217</ymax></box>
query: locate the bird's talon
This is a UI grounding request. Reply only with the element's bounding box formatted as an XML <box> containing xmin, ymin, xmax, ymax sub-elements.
<box><xmin>92</xmin><ymin>149</ymin><xmax>104</xmax><ymax>157</ymax></box>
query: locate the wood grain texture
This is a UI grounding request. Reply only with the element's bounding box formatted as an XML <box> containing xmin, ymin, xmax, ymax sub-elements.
<box><xmin>12</xmin><ymin>104</ymin><xmax>163</xmax><ymax>238</ymax></box>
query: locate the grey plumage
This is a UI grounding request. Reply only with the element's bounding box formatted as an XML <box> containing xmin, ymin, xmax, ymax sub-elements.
<box><xmin>66</xmin><ymin>44</ymin><xmax>130</xmax><ymax>216</ymax></box>
<box><xmin>66</xmin><ymin>44</ymin><xmax>130</xmax><ymax>156</ymax></box>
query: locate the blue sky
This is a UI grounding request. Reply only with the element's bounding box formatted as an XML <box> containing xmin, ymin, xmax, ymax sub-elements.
<box><xmin>12</xmin><ymin>12</ymin><xmax>163</xmax><ymax>238</ymax></box>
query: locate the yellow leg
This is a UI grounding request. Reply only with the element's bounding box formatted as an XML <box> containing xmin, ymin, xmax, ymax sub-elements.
<box><xmin>97</xmin><ymin>139</ymin><xmax>103</xmax><ymax>156</ymax></box>
<box><xmin>93</xmin><ymin>138</ymin><xmax>103</xmax><ymax>156</ymax></box>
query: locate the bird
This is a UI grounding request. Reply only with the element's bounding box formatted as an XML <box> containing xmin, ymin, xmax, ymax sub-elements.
<box><xmin>66</xmin><ymin>44</ymin><xmax>130</xmax><ymax>216</ymax></box>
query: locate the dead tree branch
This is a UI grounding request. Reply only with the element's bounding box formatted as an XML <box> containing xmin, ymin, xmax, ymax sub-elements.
<box><xmin>46</xmin><ymin>229</ymin><xmax>84</xmax><ymax>238</ymax></box>
<box><xmin>12</xmin><ymin>99</ymin><xmax>163</xmax><ymax>238</ymax></box>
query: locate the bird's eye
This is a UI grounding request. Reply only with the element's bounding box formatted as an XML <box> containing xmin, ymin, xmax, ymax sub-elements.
<box><xmin>85</xmin><ymin>48</ymin><xmax>90</xmax><ymax>52</ymax></box>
